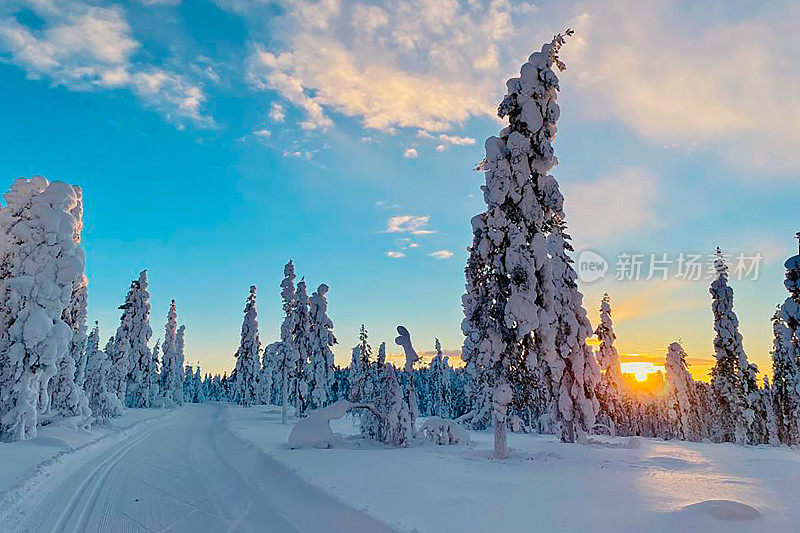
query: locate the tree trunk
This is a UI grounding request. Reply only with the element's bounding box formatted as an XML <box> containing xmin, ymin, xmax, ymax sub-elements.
<box><xmin>492</xmin><ymin>381</ymin><xmax>512</xmax><ymax>459</ymax></box>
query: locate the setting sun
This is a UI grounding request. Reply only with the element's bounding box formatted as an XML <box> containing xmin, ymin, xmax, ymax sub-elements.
<box><xmin>620</xmin><ymin>361</ymin><xmax>664</xmax><ymax>382</ymax></box>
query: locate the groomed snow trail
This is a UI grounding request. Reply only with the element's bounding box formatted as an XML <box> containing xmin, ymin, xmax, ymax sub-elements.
<box><xmin>19</xmin><ymin>404</ymin><xmax>395</xmax><ymax>532</ymax></box>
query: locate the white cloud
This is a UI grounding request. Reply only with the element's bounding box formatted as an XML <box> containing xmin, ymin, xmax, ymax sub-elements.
<box><xmin>562</xmin><ymin>167</ymin><xmax>659</xmax><ymax>241</ymax></box>
<box><xmin>429</xmin><ymin>250</ymin><xmax>453</xmax><ymax>259</ymax></box>
<box><xmin>436</xmin><ymin>144</ymin><xmax>445</xmax><ymax>152</ymax></box>
<box><xmin>253</xmin><ymin>128</ymin><xmax>271</xmax><ymax>138</ymax></box>
<box><xmin>418</xmin><ymin>130</ymin><xmax>475</xmax><ymax>147</ymax></box>
<box><xmin>244</xmin><ymin>0</ymin><xmax>534</xmax><ymax>133</ymax></box>
<box><xmin>0</xmin><ymin>1</ymin><xmax>212</xmax><ymax>128</ymax></box>
<box><xmin>385</xmin><ymin>250</ymin><xmax>405</xmax><ymax>259</ymax></box>
<box><xmin>563</xmin><ymin>0</ymin><xmax>800</xmax><ymax>174</ymax></box>
<box><xmin>385</xmin><ymin>215</ymin><xmax>434</xmax><ymax>235</ymax></box>
<box><xmin>269</xmin><ymin>102</ymin><xmax>285</xmax><ymax>122</ymax></box>
<box><xmin>403</xmin><ymin>148</ymin><xmax>418</xmax><ymax>159</ymax></box>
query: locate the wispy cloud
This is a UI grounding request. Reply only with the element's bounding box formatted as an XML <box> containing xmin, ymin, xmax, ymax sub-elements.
<box><xmin>429</xmin><ymin>250</ymin><xmax>453</xmax><ymax>259</ymax></box>
<box><xmin>385</xmin><ymin>215</ymin><xmax>434</xmax><ymax>235</ymax></box>
<box><xmin>243</xmin><ymin>0</ymin><xmax>533</xmax><ymax>133</ymax></box>
<box><xmin>253</xmin><ymin>129</ymin><xmax>271</xmax><ymax>138</ymax></box>
<box><xmin>385</xmin><ymin>250</ymin><xmax>405</xmax><ymax>259</ymax></box>
<box><xmin>564</xmin><ymin>0</ymin><xmax>800</xmax><ymax>174</ymax></box>
<box><xmin>0</xmin><ymin>1</ymin><xmax>213</xmax><ymax>128</ymax></box>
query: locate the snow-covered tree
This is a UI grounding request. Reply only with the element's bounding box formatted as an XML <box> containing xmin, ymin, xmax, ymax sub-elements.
<box><xmin>193</xmin><ymin>366</ymin><xmax>205</xmax><ymax>403</ymax></box>
<box><xmin>122</xmin><ymin>270</ymin><xmax>154</xmax><ymax>409</ymax></box>
<box><xmin>233</xmin><ymin>285</ymin><xmax>260</xmax><ymax>407</ymax></box>
<box><xmin>461</xmin><ymin>31</ymin><xmax>595</xmax><ymax>455</ymax></box>
<box><xmin>457</xmin><ymin>362</ymin><xmax>493</xmax><ymax>430</ymax></box>
<box><xmin>84</xmin><ymin>323</ymin><xmax>122</xmax><ymax>424</ymax></box>
<box><xmin>349</xmin><ymin>325</ymin><xmax>376</xmax><ymax>404</ymax></box>
<box><xmin>160</xmin><ymin>300</ymin><xmax>183</xmax><ymax>406</ymax></box>
<box><xmin>664</xmin><ymin>342</ymin><xmax>702</xmax><ymax>441</ymax></box>
<box><xmin>710</xmin><ymin>248</ymin><xmax>758</xmax><ymax>444</ymax></box>
<box><xmin>546</xmin><ymin>222</ymin><xmax>601</xmax><ymax>442</ymax></box>
<box><xmin>308</xmin><ymin>283</ymin><xmax>336</xmax><ymax>409</ymax></box>
<box><xmin>762</xmin><ymin>375</ymin><xmax>779</xmax><ymax>446</ymax></box>
<box><xmin>595</xmin><ymin>293</ymin><xmax>624</xmax><ymax>433</ymax></box>
<box><xmin>428</xmin><ymin>339</ymin><xmax>452</xmax><ymax>419</ymax></box>
<box><xmin>0</xmin><ymin>177</ymin><xmax>86</xmax><ymax>441</ymax></box>
<box><xmin>259</xmin><ymin>341</ymin><xmax>280</xmax><ymax>405</ymax></box>
<box><xmin>49</xmin><ymin>270</ymin><xmax>92</xmax><ymax>428</ymax></box>
<box><xmin>150</xmin><ymin>339</ymin><xmax>161</xmax><ymax>406</ymax></box>
<box><xmin>292</xmin><ymin>280</ymin><xmax>313</xmax><ymax>416</ymax></box>
<box><xmin>371</xmin><ymin>363</ymin><xmax>414</xmax><ymax>447</ymax></box>
<box><xmin>772</xmin><ymin>236</ymin><xmax>800</xmax><ymax>445</ymax></box>
<box><xmin>279</xmin><ymin>261</ymin><xmax>301</xmax><ymax>423</ymax></box>
<box><xmin>183</xmin><ymin>362</ymin><xmax>195</xmax><ymax>402</ymax></box>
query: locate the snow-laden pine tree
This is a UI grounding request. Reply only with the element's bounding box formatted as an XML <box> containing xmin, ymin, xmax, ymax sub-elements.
<box><xmin>546</xmin><ymin>222</ymin><xmax>601</xmax><ymax>442</ymax></box>
<box><xmin>233</xmin><ymin>285</ymin><xmax>260</xmax><ymax>407</ymax></box>
<box><xmin>461</xmin><ymin>31</ymin><xmax>597</xmax><ymax>454</ymax></box>
<box><xmin>122</xmin><ymin>270</ymin><xmax>154</xmax><ymax>408</ymax></box>
<box><xmin>762</xmin><ymin>375</ymin><xmax>779</xmax><ymax>446</ymax></box>
<box><xmin>371</xmin><ymin>363</ymin><xmax>414</xmax><ymax>447</ymax></box>
<box><xmin>292</xmin><ymin>280</ymin><xmax>313</xmax><ymax>416</ymax></box>
<box><xmin>709</xmin><ymin>248</ymin><xmax>758</xmax><ymax>444</ymax></box>
<box><xmin>349</xmin><ymin>325</ymin><xmax>376</xmax><ymax>404</ymax></box>
<box><xmin>259</xmin><ymin>341</ymin><xmax>280</xmax><ymax>405</ymax></box>
<box><xmin>664</xmin><ymin>342</ymin><xmax>702</xmax><ymax>441</ymax></box>
<box><xmin>150</xmin><ymin>339</ymin><xmax>161</xmax><ymax>406</ymax></box>
<box><xmin>594</xmin><ymin>293</ymin><xmax>623</xmax><ymax>433</ymax></box>
<box><xmin>279</xmin><ymin>261</ymin><xmax>301</xmax><ymax>423</ymax></box>
<box><xmin>49</xmin><ymin>270</ymin><xmax>92</xmax><ymax>428</ymax></box>
<box><xmin>772</xmin><ymin>235</ymin><xmax>800</xmax><ymax>445</ymax></box>
<box><xmin>160</xmin><ymin>300</ymin><xmax>183</xmax><ymax>406</ymax></box>
<box><xmin>193</xmin><ymin>366</ymin><xmax>205</xmax><ymax>403</ymax></box>
<box><xmin>456</xmin><ymin>362</ymin><xmax>493</xmax><ymax>430</ymax></box>
<box><xmin>308</xmin><ymin>283</ymin><xmax>336</xmax><ymax>410</ymax></box>
<box><xmin>183</xmin><ymin>362</ymin><xmax>195</xmax><ymax>402</ymax></box>
<box><xmin>84</xmin><ymin>323</ymin><xmax>122</xmax><ymax>424</ymax></box>
<box><xmin>0</xmin><ymin>177</ymin><xmax>86</xmax><ymax>441</ymax></box>
<box><xmin>428</xmin><ymin>339</ymin><xmax>452</xmax><ymax>419</ymax></box>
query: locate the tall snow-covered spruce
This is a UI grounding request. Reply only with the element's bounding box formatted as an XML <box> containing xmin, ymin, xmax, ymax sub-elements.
<box><xmin>595</xmin><ymin>293</ymin><xmax>623</xmax><ymax>432</ymax></box>
<box><xmin>49</xmin><ymin>190</ymin><xmax>92</xmax><ymax>428</ymax></box>
<box><xmin>461</xmin><ymin>31</ymin><xmax>596</xmax><ymax>455</ymax></box>
<box><xmin>709</xmin><ymin>247</ymin><xmax>759</xmax><ymax>444</ymax></box>
<box><xmin>122</xmin><ymin>270</ymin><xmax>154</xmax><ymax>408</ymax></box>
<box><xmin>664</xmin><ymin>342</ymin><xmax>701</xmax><ymax>441</ymax></box>
<box><xmin>0</xmin><ymin>177</ymin><xmax>87</xmax><ymax>441</ymax></box>
<box><xmin>279</xmin><ymin>261</ymin><xmax>300</xmax><ymax>423</ymax></box>
<box><xmin>308</xmin><ymin>283</ymin><xmax>336</xmax><ymax>409</ymax></box>
<box><xmin>233</xmin><ymin>285</ymin><xmax>260</xmax><ymax>407</ymax></box>
<box><xmin>428</xmin><ymin>338</ymin><xmax>452</xmax><ymax>419</ymax></box>
<box><xmin>160</xmin><ymin>300</ymin><xmax>184</xmax><ymax>406</ymax></box>
<box><xmin>772</xmin><ymin>234</ymin><xmax>800</xmax><ymax>445</ymax></box>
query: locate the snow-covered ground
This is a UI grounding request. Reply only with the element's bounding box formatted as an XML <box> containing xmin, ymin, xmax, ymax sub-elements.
<box><xmin>0</xmin><ymin>404</ymin><xmax>393</xmax><ymax>532</ymax></box>
<box><xmin>227</xmin><ymin>405</ymin><xmax>800</xmax><ymax>533</ymax></box>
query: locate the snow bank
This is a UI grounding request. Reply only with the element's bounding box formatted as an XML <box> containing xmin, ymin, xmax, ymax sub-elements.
<box><xmin>227</xmin><ymin>404</ymin><xmax>800</xmax><ymax>533</ymax></box>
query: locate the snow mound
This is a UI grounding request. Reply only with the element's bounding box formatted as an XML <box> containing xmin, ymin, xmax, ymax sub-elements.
<box><xmin>288</xmin><ymin>401</ymin><xmax>353</xmax><ymax>449</ymax></box>
<box><xmin>418</xmin><ymin>417</ymin><xmax>470</xmax><ymax>445</ymax></box>
<box><xmin>682</xmin><ymin>500</ymin><xmax>762</xmax><ymax>521</ymax></box>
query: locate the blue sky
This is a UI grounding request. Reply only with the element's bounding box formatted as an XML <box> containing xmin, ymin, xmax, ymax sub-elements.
<box><xmin>0</xmin><ymin>0</ymin><xmax>798</xmax><ymax>378</ymax></box>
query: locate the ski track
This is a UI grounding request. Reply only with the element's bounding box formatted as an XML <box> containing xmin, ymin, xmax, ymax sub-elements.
<box><xmin>15</xmin><ymin>404</ymin><xmax>396</xmax><ymax>533</ymax></box>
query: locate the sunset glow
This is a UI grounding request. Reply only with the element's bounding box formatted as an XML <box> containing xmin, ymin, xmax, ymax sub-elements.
<box><xmin>620</xmin><ymin>361</ymin><xmax>664</xmax><ymax>382</ymax></box>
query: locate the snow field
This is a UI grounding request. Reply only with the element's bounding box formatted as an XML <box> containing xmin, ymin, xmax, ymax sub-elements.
<box><xmin>227</xmin><ymin>404</ymin><xmax>800</xmax><ymax>533</ymax></box>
